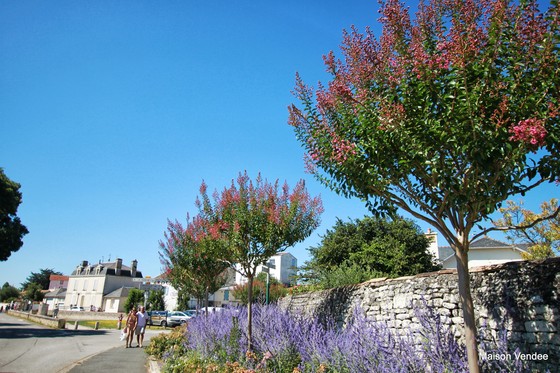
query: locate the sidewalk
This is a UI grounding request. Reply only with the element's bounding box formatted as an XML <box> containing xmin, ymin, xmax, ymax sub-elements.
<box><xmin>63</xmin><ymin>326</ymin><xmax>164</xmax><ymax>373</ymax></box>
<box><xmin>67</xmin><ymin>344</ymin><xmax>161</xmax><ymax>373</ymax></box>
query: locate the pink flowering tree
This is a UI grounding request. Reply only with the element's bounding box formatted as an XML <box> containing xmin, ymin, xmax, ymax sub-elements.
<box><xmin>159</xmin><ymin>215</ymin><xmax>230</xmax><ymax>313</ymax></box>
<box><xmin>197</xmin><ymin>171</ymin><xmax>323</xmax><ymax>351</ymax></box>
<box><xmin>289</xmin><ymin>0</ymin><xmax>559</xmax><ymax>371</ymax></box>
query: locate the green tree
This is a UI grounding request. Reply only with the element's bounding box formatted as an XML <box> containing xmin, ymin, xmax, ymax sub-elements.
<box><xmin>159</xmin><ymin>214</ymin><xmax>230</xmax><ymax>313</ymax></box>
<box><xmin>21</xmin><ymin>268</ymin><xmax>63</xmax><ymax>290</ymax></box>
<box><xmin>232</xmin><ymin>272</ymin><xmax>287</xmax><ymax>305</ymax></box>
<box><xmin>0</xmin><ymin>282</ymin><xmax>20</xmax><ymax>302</ymax></box>
<box><xmin>197</xmin><ymin>171</ymin><xmax>323</xmax><ymax>351</ymax></box>
<box><xmin>24</xmin><ymin>282</ymin><xmax>44</xmax><ymax>302</ymax></box>
<box><xmin>494</xmin><ymin>199</ymin><xmax>560</xmax><ymax>259</ymax></box>
<box><xmin>147</xmin><ymin>290</ymin><xmax>165</xmax><ymax>311</ymax></box>
<box><xmin>303</xmin><ymin>216</ymin><xmax>439</xmax><ymax>287</ymax></box>
<box><xmin>0</xmin><ymin>168</ymin><xmax>29</xmax><ymax>261</ymax></box>
<box><xmin>176</xmin><ymin>289</ymin><xmax>190</xmax><ymax>311</ymax></box>
<box><xmin>124</xmin><ymin>288</ymin><xmax>144</xmax><ymax>313</ymax></box>
<box><xmin>289</xmin><ymin>1</ymin><xmax>559</xmax><ymax>370</ymax></box>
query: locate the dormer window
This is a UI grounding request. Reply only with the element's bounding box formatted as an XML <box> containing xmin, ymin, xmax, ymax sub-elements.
<box><xmin>95</xmin><ymin>265</ymin><xmax>103</xmax><ymax>275</ymax></box>
<box><xmin>85</xmin><ymin>266</ymin><xmax>91</xmax><ymax>275</ymax></box>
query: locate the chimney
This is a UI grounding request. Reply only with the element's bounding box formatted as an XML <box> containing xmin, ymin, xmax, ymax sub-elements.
<box><xmin>131</xmin><ymin>260</ymin><xmax>138</xmax><ymax>277</ymax></box>
<box><xmin>82</xmin><ymin>260</ymin><xmax>89</xmax><ymax>267</ymax></box>
<box><xmin>116</xmin><ymin>258</ymin><xmax>122</xmax><ymax>276</ymax></box>
<box><xmin>425</xmin><ymin>229</ymin><xmax>439</xmax><ymax>262</ymax></box>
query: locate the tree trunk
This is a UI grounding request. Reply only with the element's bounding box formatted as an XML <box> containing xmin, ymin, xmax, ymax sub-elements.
<box><xmin>204</xmin><ymin>286</ymin><xmax>209</xmax><ymax>316</ymax></box>
<box><xmin>247</xmin><ymin>275</ymin><xmax>254</xmax><ymax>352</ymax></box>
<box><xmin>454</xmin><ymin>246</ymin><xmax>480</xmax><ymax>373</ymax></box>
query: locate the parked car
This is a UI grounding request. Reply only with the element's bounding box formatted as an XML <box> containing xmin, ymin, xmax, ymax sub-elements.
<box><xmin>70</xmin><ymin>306</ymin><xmax>85</xmax><ymax>311</ymax></box>
<box><xmin>168</xmin><ymin>311</ymin><xmax>193</xmax><ymax>327</ymax></box>
<box><xmin>147</xmin><ymin>310</ymin><xmax>169</xmax><ymax>327</ymax></box>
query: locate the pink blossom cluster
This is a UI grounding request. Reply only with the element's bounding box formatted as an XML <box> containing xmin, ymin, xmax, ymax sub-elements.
<box><xmin>331</xmin><ymin>133</ymin><xmax>357</xmax><ymax>165</ymax></box>
<box><xmin>290</xmin><ymin>0</ymin><xmax>558</xmax><ymax>184</ymax></box>
<box><xmin>509</xmin><ymin>118</ymin><xmax>547</xmax><ymax>149</ymax></box>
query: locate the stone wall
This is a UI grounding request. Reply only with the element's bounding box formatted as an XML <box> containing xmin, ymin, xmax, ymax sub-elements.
<box><xmin>8</xmin><ymin>310</ymin><xmax>66</xmax><ymax>329</ymax></box>
<box><xmin>278</xmin><ymin>257</ymin><xmax>560</xmax><ymax>371</ymax></box>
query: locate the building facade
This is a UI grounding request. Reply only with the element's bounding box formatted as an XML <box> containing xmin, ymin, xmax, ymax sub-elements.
<box><xmin>63</xmin><ymin>258</ymin><xmax>143</xmax><ymax>311</ymax></box>
<box><xmin>426</xmin><ymin>231</ymin><xmax>529</xmax><ymax>269</ymax></box>
<box><xmin>235</xmin><ymin>252</ymin><xmax>298</xmax><ymax>286</ymax></box>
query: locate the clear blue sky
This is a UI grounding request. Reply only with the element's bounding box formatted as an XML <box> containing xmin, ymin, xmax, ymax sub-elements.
<box><xmin>1</xmin><ymin>0</ymin><xmax>556</xmax><ymax>288</ymax></box>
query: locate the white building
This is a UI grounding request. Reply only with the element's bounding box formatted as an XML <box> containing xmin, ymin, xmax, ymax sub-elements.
<box><xmin>235</xmin><ymin>252</ymin><xmax>298</xmax><ymax>286</ymax></box>
<box><xmin>154</xmin><ymin>253</ymin><xmax>298</xmax><ymax>310</ymax></box>
<box><xmin>64</xmin><ymin>258</ymin><xmax>143</xmax><ymax>311</ymax></box>
<box><xmin>427</xmin><ymin>231</ymin><xmax>529</xmax><ymax>269</ymax></box>
<box><xmin>151</xmin><ymin>274</ymin><xmax>179</xmax><ymax>311</ymax></box>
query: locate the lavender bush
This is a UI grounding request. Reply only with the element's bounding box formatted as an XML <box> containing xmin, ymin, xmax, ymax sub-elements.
<box><xmin>155</xmin><ymin>304</ymin><xmax>527</xmax><ymax>373</ymax></box>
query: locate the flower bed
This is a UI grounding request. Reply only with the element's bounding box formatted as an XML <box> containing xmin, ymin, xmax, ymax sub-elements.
<box><xmin>148</xmin><ymin>304</ymin><xmax>528</xmax><ymax>372</ymax></box>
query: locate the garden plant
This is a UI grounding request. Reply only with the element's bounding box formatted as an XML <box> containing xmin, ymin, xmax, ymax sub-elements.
<box><xmin>289</xmin><ymin>0</ymin><xmax>560</xmax><ymax>370</ymax></box>
<box><xmin>148</xmin><ymin>303</ymin><xmax>530</xmax><ymax>373</ymax></box>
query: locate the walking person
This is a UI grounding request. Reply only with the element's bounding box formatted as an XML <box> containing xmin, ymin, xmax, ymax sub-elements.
<box><xmin>125</xmin><ymin>306</ymin><xmax>138</xmax><ymax>348</ymax></box>
<box><xmin>135</xmin><ymin>306</ymin><xmax>147</xmax><ymax>348</ymax></box>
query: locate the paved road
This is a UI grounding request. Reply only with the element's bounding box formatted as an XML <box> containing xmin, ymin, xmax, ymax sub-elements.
<box><xmin>0</xmin><ymin>312</ymin><xmax>163</xmax><ymax>373</ymax></box>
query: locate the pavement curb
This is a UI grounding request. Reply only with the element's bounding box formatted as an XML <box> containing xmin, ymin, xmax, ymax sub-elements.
<box><xmin>148</xmin><ymin>357</ymin><xmax>162</xmax><ymax>373</ymax></box>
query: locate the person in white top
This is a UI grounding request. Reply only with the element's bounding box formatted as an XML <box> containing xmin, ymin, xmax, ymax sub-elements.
<box><xmin>135</xmin><ymin>305</ymin><xmax>147</xmax><ymax>348</ymax></box>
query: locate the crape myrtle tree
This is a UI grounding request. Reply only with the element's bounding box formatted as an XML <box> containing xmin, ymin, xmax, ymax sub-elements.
<box><xmin>288</xmin><ymin>0</ymin><xmax>559</xmax><ymax>371</ymax></box>
<box><xmin>159</xmin><ymin>215</ymin><xmax>229</xmax><ymax>314</ymax></box>
<box><xmin>196</xmin><ymin>171</ymin><xmax>323</xmax><ymax>351</ymax></box>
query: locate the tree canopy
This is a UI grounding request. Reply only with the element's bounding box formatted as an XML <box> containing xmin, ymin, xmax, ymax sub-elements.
<box><xmin>494</xmin><ymin>198</ymin><xmax>560</xmax><ymax>259</ymax></box>
<box><xmin>23</xmin><ymin>282</ymin><xmax>44</xmax><ymax>302</ymax></box>
<box><xmin>124</xmin><ymin>288</ymin><xmax>144</xmax><ymax>313</ymax></box>
<box><xmin>159</xmin><ymin>215</ymin><xmax>230</xmax><ymax>312</ymax></box>
<box><xmin>0</xmin><ymin>282</ymin><xmax>20</xmax><ymax>302</ymax></box>
<box><xmin>147</xmin><ymin>289</ymin><xmax>166</xmax><ymax>311</ymax></box>
<box><xmin>194</xmin><ymin>171</ymin><xmax>323</xmax><ymax>351</ymax></box>
<box><xmin>289</xmin><ymin>0</ymin><xmax>559</xmax><ymax>370</ymax></box>
<box><xmin>303</xmin><ymin>216</ymin><xmax>439</xmax><ymax>285</ymax></box>
<box><xmin>21</xmin><ymin>268</ymin><xmax>63</xmax><ymax>290</ymax></box>
<box><xmin>0</xmin><ymin>168</ymin><xmax>28</xmax><ymax>261</ymax></box>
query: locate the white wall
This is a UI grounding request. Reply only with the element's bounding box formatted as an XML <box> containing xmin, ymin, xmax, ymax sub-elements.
<box><xmin>442</xmin><ymin>248</ymin><xmax>524</xmax><ymax>269</ymax></box>
<box><xmin>162</xmin><ymin>283</ymin><xmax>178</xmax><ymax>311</ymax></box>
<box><xmin>65</xmin><ymin>275</ymin><xmax>140</xmax><ymax>309</ymax></box>
<box><xmin>235</xmin><ymin>253</ymin><xmax>297</xmax><ymax>286</ymax></box>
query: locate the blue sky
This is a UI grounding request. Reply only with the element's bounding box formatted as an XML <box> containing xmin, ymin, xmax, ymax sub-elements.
<box><xmin>1</xmin><ymin>0</ymin><xmax>556</xmax><ymax>288</ymax></box>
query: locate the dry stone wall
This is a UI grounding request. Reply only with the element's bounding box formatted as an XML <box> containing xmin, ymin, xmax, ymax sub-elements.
<box><xmin>278</xmin><ymin>258</ymin><xmax>560</xmax><ymax>371</ymax></box>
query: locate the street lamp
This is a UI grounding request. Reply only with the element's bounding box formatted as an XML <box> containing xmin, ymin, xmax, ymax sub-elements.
<box><xmin>261</xmin><ymin>261</ymin><xmax>276</xmax><ymax>305</ymax></box>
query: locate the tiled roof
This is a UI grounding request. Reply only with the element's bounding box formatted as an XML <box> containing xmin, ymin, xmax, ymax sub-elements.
<box><xmin>71</xmin><ymin>261</ymin><xmax>143</xmax><ymax>278</ymax></box>
<box><xmin>438</xmin><ymin>236</ymin><xmax>529</xmax><ymax>260</ymax></box>
<box><xmin>470</xmin><ymin>237</ymin><xmax>510</xmax><ymax>248</ymax></box>
<box><xmin>44</xmin><ymin>287</ymin><xmax>67</xmax><ymax>298</ymax></box>
<box><xmin>104</xmin><ymin>286</ymin><xmax>136</xmax><ymax>298</ymax></box>
<box><xmin>49</xmin><ymin>275</ymin><xmax>69</xmax><ymax>281</ymax></box>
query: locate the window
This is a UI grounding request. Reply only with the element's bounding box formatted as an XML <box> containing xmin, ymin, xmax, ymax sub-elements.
<box><xmin>83</xmin><ymin>280</ymin><xmax>88</xmax><ymax>291</ymax></box>
<box><xmin>224</xmin><ymin>290</ymin><xmax>229</xmax><ymax>301</ymax></box>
